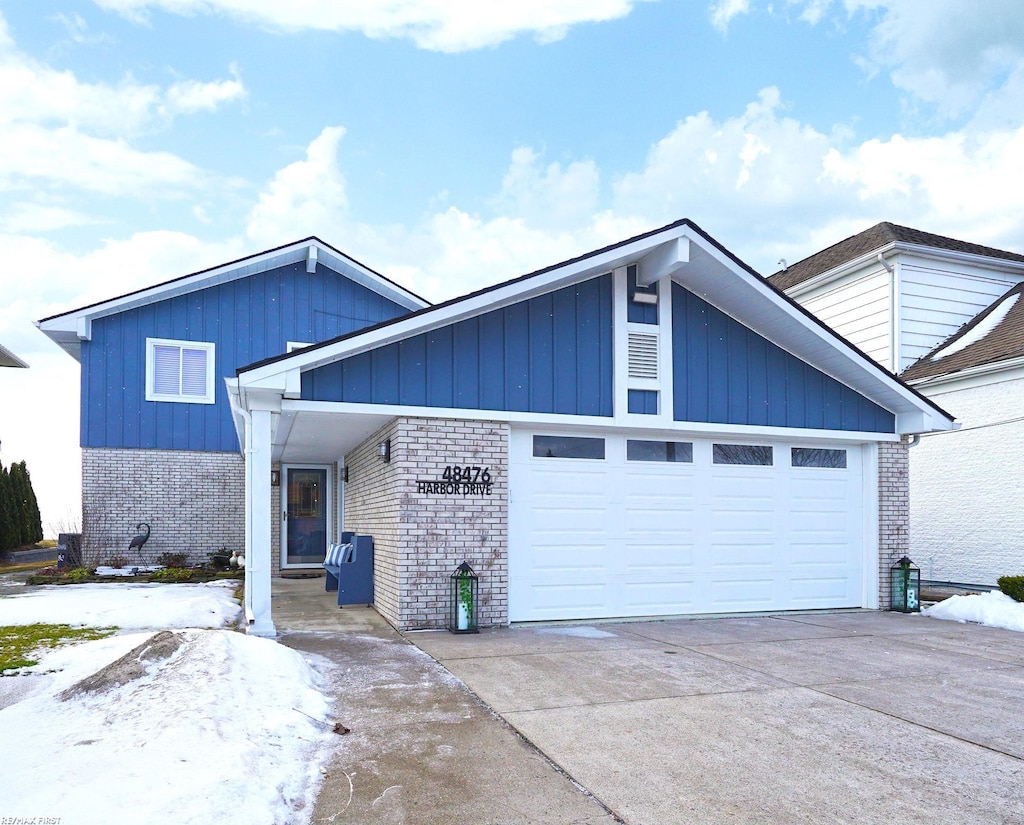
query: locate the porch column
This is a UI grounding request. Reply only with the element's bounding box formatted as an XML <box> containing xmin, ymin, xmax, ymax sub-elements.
<box><xmin>245</xmin><ymin>406</ymin><xmax>276</xmax><ymax>636</ymax></box>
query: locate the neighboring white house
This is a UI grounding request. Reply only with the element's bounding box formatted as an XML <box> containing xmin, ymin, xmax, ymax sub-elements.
<box><xmin>770</xmin><ymin>223</ymin><xmax>1024</xmax><ymax>586</ymax></box>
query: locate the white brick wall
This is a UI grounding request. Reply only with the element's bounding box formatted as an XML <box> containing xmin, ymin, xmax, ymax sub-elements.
<box><xmin>344</xmin><ymin>417</ymin><xmax>509</xmax><ymax>631</ymax></box>
<box><xmin>911</xmin><ymin>377</ymin><xmax>1024</xmax><ymax>585</ymax></box>
<box><xmin>82</xmin><ymin>447</ymin><xmax>244</xmax><ymax>567</ymax></box>
<box><xmin>878</xmin><ymin>438</ymin><xmax>910</xmax><ymax>608</ymax></box>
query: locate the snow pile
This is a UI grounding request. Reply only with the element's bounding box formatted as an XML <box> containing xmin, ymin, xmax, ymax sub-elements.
<box><xmin>0</xmin><ymin>583</ymin><xmax>334</xmax><ymax>825</ymax></box>
<box><xmin>0</xmin><ymin>581</ymin><xmax>241</xmax><ymax>629</ymax></box>
<box><xmin>2</xmin><ymin>630</ymin><xmax>331</xmax><ymax>824</ymax></box>
<box><xmin>924</xmin><ymin>589</ymin><xmax>1024</xmax><ymax>633</ymax></box>
<box><xmin>929</xmin><ymin>292</ymin><xmax>1020</xmax><ymax>360</ymax></box>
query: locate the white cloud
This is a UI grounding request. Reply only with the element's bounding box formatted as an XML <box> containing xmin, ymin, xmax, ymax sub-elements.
<box><xmin>162</xmin><ymin>65</ymin><xmax>246</xmax><ymax>115</ymax></box>
<box><xmin>709</xmin><ymin>0</ymin><xmax>751</xmax><ymax>32</ymax></box>
<box><xmin>0</xmin><ymin>10</ymin><xmax>244</xmax><ymax>220</ymax></box>
<box><xmin>245</xmin><ymin>126</ymin><xmax>350</xmax><ymax>246</ymax></box>
<box><xmin>0</xmin><ymin>125</ymin><xmax>204</xmax><ymax>196</ymax></box>
<box><xmin>494</xmin><ymin>147</ymin><xmax>600</xmax><ymax>230</ymax></box>
<box><xmin>94</xmin><ymin>0</ymin><xmax>651</xmax><ymax>52</ymax></box>
<box><xmin>848</xmin><ymin>0</ymin><xmax>1024</xmax><ymax>116</ymax></box>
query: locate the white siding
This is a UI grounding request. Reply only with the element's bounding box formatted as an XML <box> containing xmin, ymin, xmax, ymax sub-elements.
<box><xmin>910</xmin><ymin>377</ymin><xmax>1024</xmax><ymax>585</ymax></box>
<box><xmin>899</xmin><ymin>259</ymin><xmax>1022</xmax><ymax>372</ymax></box>
<box><xmin>799</xmin><ymin>267</ymin><xmax>891</xmax><ymax>368</ymax></box>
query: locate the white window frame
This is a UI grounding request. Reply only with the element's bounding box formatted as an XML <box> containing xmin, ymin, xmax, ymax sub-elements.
<box><xmin>145</xmin><ymin>337</ymin><xmax>216</xmax><ymax>404</ymax></box>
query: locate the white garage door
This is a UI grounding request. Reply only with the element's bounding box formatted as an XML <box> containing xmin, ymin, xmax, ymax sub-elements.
<box><xmin>508</xmin><ymin>429</ymin><xmax>868</xmax><ymax>622</ymax></box>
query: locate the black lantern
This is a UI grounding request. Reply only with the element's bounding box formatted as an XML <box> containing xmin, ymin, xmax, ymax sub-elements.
<box><xmin>890</xmin><ymin>556</ymin><xmax>921</xmax><ymax>613</ymax></box>
<box><xmin>449</xmin><ymin>562</ymin><xmax>479</xmax><ymax>634</ymax></box>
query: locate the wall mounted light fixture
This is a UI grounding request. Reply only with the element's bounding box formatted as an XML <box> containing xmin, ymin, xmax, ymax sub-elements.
<box><xmin>271</xmin><ymin>470</ymin><xmax>280</xmax><ymax>486</ymax></box>
<box><xmin>378</xmin><ymin>439</ymin><xmax>391</xmax><ymax>463</ymax></box>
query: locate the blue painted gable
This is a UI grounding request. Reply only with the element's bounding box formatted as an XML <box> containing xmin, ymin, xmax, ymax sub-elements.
<box><xmin>298</xmin><ymin>275</ymin><xmax>893</xmax><ymax>434</ymax></box>
<box><xmin>82</xmin><ymin>261</ymin><xmax>411</xmax><ymax>451</ymax></box>
<box><xmin>302</xmin><ymin>274</ymin><xmax>614</xmax><ymax>416</ymax></box>
<box><xmin>672</xmin><ymin>283</ymin><xmax>895</xmax><ymax>432</ymax></box>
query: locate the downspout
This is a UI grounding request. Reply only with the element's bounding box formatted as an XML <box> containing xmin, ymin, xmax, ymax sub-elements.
<box><xmin>878</xmin><ymin>253</ymin><xmax>897</xmax><ymax>373</ymax></box>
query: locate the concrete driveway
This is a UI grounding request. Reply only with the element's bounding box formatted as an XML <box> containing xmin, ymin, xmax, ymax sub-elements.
<box><xmin>411</xmin><ymin>611</ymin><xmax>1024</xmax><ymax>825</ymax></box>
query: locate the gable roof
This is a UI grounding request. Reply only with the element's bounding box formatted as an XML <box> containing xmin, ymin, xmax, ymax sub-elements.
<box><xmin>36</xmin><ymin>237</ymin><xmax>430</xmax><ymax>361</ymax></box>
<box><xmin>770</xmin><ymin>222</ymin><xmax>1024</xmax><ymax>292</ymax></box>
<box><xmin>0</xmin><ymin>343</ymin><xmax>28</xmax><ymax>368</ymax></box>
<box><xmin>235</xmin><ymin>219</ymin><xmax>955</xmax><ymax>435</ymax></box>
<box><xmin>902</xmin><ymin>282</ymin><xmax>1024</xmax><ymax>383</ymax></box>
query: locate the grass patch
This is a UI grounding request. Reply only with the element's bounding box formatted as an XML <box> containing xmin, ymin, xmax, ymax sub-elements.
<box><xmin>0</xmin><ymin>559</ymin><xmax>58</xmax><ymax>575</ymax></box>
<box><xmin>1</xmin><ymin>623</ymin><xmax>117</xmax><ymax>673</ymax></box>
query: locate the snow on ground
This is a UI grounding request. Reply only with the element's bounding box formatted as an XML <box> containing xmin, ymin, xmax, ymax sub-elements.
<box><xmin>0</xmin><ymin>584</ymin><xmax>333</xmax><ymax>825</ymax></box>
<box><xmin>924</xmin><ymin>589</ymin><xmax>1024</xmax><ymax>633</ymax></box>
<box><xmin>0</xmin><ymin>581</ymin><xmax>241</xmax><ymax>628</ymax></box>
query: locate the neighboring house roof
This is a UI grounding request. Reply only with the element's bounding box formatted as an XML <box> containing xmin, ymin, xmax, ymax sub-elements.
<box><xmin>0</xmin><ymin>343</ymin><xmax>28</xmax><ymax>368</ymax></box>
<box><xmin>770</xmin><ymin>222</ymin><xmax>1024</xmax><ymax>292</ymax></box>
<box><xmin>234</xmin><ymin>218</ymin><xmax>955</xmax><ymax>435</ymax></box>
<box><xmin>36</xmin><ymin>237</ymin><xmax>431</xmax><ymax>360</ymax></box>
<box><xmin>902</xmin><ymin>282</ymin><xmax>1024</xmax><ymax>383</ymax></box>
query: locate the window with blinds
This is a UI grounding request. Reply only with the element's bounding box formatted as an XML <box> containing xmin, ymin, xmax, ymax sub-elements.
<box><xmin>146</xmin><ymin>338</ymin><xmax>216</xmax><ymax>404</ymax></box>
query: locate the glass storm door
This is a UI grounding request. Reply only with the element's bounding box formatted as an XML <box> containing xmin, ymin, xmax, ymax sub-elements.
<box><xmin>283</xmin><ymin>466</ymin><xmax>331</xmax><ymax>567</ymax></box>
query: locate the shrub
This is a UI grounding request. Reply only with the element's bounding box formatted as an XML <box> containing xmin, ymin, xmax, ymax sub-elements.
<box><xmin>149</xmin><ymin>567</ymin><xmax>194</xmax><ymax>583</ymax></box>
<box><xmin>157</xmin><ymin>552</ymin><xmax>189</xmax><ymax>568</ymax></box>
<box><xmin>997</xmin><ymin>576</ymin><xmax>1024</xmax><ymax>603</ymax></box>
<box><xmin>104</xmin><ymin>554</ymin><xmax>129</xmax><ymax>569</ymax></box>
<box><xmin>65</xmin><ymin>567</ymin><xmax>92</xmax><ymax>583</ymax></box>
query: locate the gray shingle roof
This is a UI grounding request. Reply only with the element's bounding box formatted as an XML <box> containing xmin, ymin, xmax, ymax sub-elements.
<box><xmin>902</xmin><ymin>282</ymin><xmax>1024</xmax><ymax>382</ymax></box>
<box><xmin>769</xmin><ymin>222</ymin><xmax>1024</xmax><ymax>292</ymax></box>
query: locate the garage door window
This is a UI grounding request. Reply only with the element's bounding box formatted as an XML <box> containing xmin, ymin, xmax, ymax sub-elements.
<box><xmin>713</xmin><ymin>443</ymin><xmax>773</xmax><ymax>465</ymax></box>
<box><xmin>627</xmin><ymin>440</ymin><xmax>693</xmax><ymax>463</ymax></box>
<box><xmin>533</xmin><ymin>435</ymin><xmax>605</xmax><ymax>459</ymax></box>
<box><xmin>791</xmin><ymin>447</ymin><xmax>847</xmax><ymax>468</ymax></box>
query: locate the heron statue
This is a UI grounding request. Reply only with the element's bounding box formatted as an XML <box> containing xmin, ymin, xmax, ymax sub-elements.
<box><xmin>129</xmin><ymin>522</ymin><xmax>151</xmax><ymax>562</ymax></box>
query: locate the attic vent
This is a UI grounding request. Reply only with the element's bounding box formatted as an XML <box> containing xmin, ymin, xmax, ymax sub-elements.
<box><xmin>628</xmin><ymin>331</ymin><xmax>659</xmax><ymax>380</ymax></box>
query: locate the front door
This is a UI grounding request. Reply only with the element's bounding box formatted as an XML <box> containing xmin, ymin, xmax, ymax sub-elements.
<box><xmin>282</xmin><ymin>465</ymin><xmax>332</xmax><ymax>568</ymax></box>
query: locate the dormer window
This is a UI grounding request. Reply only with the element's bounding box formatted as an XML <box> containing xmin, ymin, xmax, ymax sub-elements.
<box><xmin>145</xmin><ymin>338</ymin><xmax>216</xmax><ymax>404</ymax></box>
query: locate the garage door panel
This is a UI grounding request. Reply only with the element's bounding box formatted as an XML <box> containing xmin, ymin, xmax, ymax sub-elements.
<box><xmin>790</xmin><ymin>543</ymin><xmax>855</xmax><ymax>565</ymax></box>
<box><xmin>711</xmin><ymin>545</ymin><xmax>776</xmax><ymax>568</ymax></box>
<box><xmin>790</xmin><ymin>576</ymin><xmax>854</xmax><ymax>604</ymax></box>
<box><xmin>525</xmin><ymin>543</ymin><xmax>608</xmax><ymax>573</ymax></box>
<box><xmin>624</xmin><ymin>580</ymin><xmax>698</xmax><ymax>612</ymax></box>
<box><xmin>711</xmin><ymin>578</ymin><xmax>777</xmax><ymax>608</ymax></box>
<box><xmin>509</xmin><ymin>431</ymin><xmax>867</xmax><ymax>622</ymax></box>
<box><xmin>530</xmin><ymin>583</ymin><xmax>609</xmax><ymax>613</ymax></box>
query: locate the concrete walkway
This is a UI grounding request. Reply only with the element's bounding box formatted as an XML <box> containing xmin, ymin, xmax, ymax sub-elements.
<box><xmin>272</xmin><ymin>576</ymin><xmax>616</xmax><ymax>825</ymax></box>
<box><xmin>276</xmin><ymin>578</ymin><xmax>1024</xmax><ymax>824</ymax></box>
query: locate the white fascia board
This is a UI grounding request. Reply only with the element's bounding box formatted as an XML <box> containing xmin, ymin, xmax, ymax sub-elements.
<box><xmin>909</xmin><ymin>356</ymin><xmax>1024</xmax><ymax>394</ymax></box>
<box><xmin>224</xmin><ymin>378</ymin><xmax>247</xmax><ymax>453</ymax></box>
<box><xmin>239</xmin><ymin>225</ymin><xmax>694</xmax><ymax>387</ymax></box>
<box><xmin>671</xmin><ymin>237</ymin><xmax>954</xmax><ymax>434</ymax></box>
<box><xmin>280</xmin><ymin>398</ymin><xmax>902</xmax><ymax>442</ymax></box>
<box><xmin>36</xmin><ymin>239</ymin><xmax>428</xmax><ymax>344</ymax></box>
<box><xmin>637</xmin><ymin>237</ymin><xmax>689</xmax><ymax>285</ymax></box>
<box><xmin>785</xmin><ymin>242</ymin><xmax>1024</xmax><ymax>300</ymax></box>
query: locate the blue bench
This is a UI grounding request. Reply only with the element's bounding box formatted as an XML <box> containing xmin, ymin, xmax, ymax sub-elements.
<box><xmin>323</xmin><ymin>534</ymin><xmax>374</xmax><ymax>607</ymax></box>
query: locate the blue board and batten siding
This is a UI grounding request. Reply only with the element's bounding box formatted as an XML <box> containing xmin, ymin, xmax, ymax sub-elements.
<box><xmin>671</xmin><ymin>283</ymin><xmax>895</xmax><ymax>432</ymax></box>
<box><xmin>303</xmin><ymin>275</ymin><xmax>615</xmax><ymax>415</ymax></box>
<box><xmin>81</xmin><ymin>262</ymin><xmax>410</xmax><ymax>451</ymax></box>
<box><xmin>302</xmin><ymin>276</ymin><xmax>893</xmax><ymax>433</ymax></box>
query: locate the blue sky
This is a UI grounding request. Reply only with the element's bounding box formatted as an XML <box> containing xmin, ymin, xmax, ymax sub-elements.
<box><xmin>2</xmin><ymin>0</ymin><xmax>1024</xmax><ymax>531</ymax></box>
